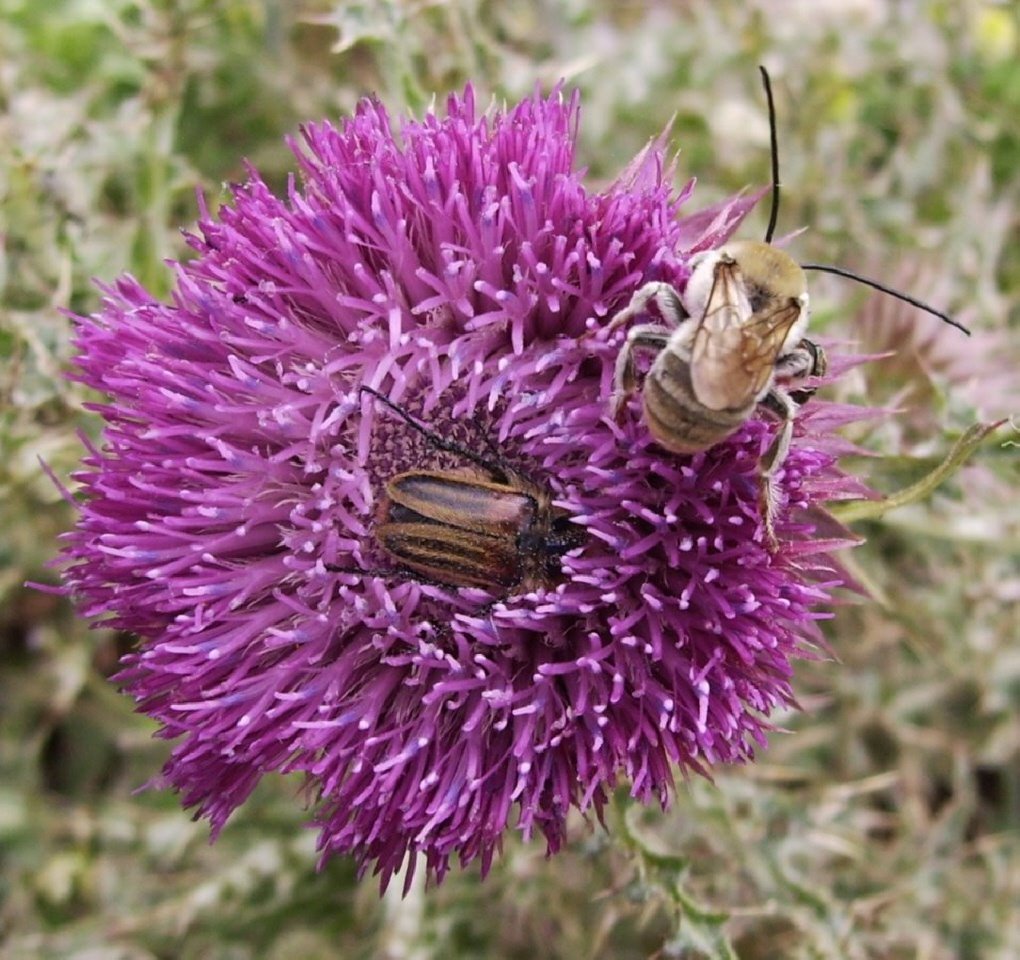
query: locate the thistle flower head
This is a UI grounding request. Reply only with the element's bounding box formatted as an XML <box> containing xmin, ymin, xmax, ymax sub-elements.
<box><xmin>61</xmin><ymin>86</ymin><xmax>861</xmax><ymax>888</ymax></box>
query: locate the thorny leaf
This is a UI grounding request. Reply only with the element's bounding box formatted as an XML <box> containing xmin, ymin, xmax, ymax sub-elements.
<box><xmin>829</xmin><ymin>420</ymin><xmax>1007</xmax><ymax>524</ymax></box>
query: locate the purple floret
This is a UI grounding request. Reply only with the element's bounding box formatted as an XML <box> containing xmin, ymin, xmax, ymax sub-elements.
<box><xmin>59</xmin><ymin>85</ymin><xmax>861</xmax><ymax>889</ymax></box>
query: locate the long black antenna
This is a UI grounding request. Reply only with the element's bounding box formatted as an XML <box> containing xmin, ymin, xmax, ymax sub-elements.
<box><xmin>755</xmin><ymin>65</ymin><xmax>969</xmax><ymax>337</ymax></box>
<box><xmin>359</xmin><ymin>386</ymin><xmax>511</xmax><ymax>476</ymax></box>
<box><xmin>800</xmin><ymin>263</ymin><xmax>971</xmax><ymax>334</ymax></box>
<box><xmin>759</xmin><ymin>65</ymin><xmax>781</xmax><ymax>245</ymax></box>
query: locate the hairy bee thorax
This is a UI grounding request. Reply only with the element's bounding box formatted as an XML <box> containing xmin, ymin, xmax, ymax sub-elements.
<box><xmin>683</xmin><ymin>241</ymin><xmax>810</xmax><ymax>352</ymax></box>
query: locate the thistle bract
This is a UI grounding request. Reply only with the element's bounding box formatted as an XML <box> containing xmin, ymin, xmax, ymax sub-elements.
<box><xmin>61</xmin><ymin>86</ymin><xmax>861</xmax><ymax>888</ymax></box>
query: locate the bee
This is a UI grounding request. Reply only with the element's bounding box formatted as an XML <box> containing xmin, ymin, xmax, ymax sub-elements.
<box><xmin>597</xmin><ymin>66</ymin><xmax>969</xmax><ymax>544</ymax></box>
<box><xmin>357</xmin><ymin>387</ymin><xmax>584</xmax><ymax>593</ymax></box>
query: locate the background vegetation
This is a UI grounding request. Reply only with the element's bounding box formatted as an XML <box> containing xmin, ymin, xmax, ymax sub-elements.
<box><xmin>2</xmin><ymin>1</ymin><xmax>1017</xmax><ymax>957</ymax></box>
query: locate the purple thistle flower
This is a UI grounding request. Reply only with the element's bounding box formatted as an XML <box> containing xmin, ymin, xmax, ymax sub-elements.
<box><xmin>60</xmin><ymin>85</ymin><xmax>863</xmax><ymax>889</ymax></box>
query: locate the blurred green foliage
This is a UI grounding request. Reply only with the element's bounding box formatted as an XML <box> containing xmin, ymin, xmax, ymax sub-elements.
<box><xmin>2</xmin><ymin>1</ymin><xmax>1018</xmax><ymax>957</ymax></box>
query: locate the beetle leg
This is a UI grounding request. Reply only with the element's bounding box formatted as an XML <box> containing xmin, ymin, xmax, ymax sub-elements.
<box><xmin>325</xmin><ymin>561</ymin><xmax>478</xmax><ymax>593</ymax></box>
<box><xmin>325</xmin><ymin>563</ymin><xmax>400</xmax><ymax>579</ymax></box>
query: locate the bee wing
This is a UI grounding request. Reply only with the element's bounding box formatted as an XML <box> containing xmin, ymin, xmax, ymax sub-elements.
<box><xmin>691</xmin><ymin>259</ymin><xmax>801</xmax><ymax>410</ymax></box>
<box><xmin>736</xmin><ymin>299</ymin><xmax>804</xmax><ymax>398</ymax></box>
<box><xmin>690</xmin><ymin>259</ymin><xmax>757</xmax><ymax>410</ymax></box>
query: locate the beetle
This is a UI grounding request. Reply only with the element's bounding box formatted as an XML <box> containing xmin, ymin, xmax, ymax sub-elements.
<box><xmin>358</xmin><ymin>387</ymin><xmax>583</xmax><ymax>593</ymax></box>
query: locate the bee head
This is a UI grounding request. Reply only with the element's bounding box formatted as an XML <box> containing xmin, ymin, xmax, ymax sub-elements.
<box><xmin>682</xmin><ymin>241</ymin><xmax>810</xmax><ymax>356</ymax></box>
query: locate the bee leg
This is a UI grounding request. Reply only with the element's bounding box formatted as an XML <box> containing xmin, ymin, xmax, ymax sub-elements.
<box><xmin>610</xmin><ymin>324</ymin><xmax>672</xmax><ymax>421</ymax></box>
<box><xmin>598</xmin><ymin>281</ymin><xmax>687</xmax><ymax>338</ymax></box>
<box><xmin>774</xmin><ymin>338</ymin><xmax>827</xmax><ymax>409</ymax></box>
<box><xmin>757</xmin><ymin>386</ymin><xmax>799</xmax><ymax>547</ymax></box>
<box><xmin>774</xmin><ymin>339</ymin><xmax>823</xmax><ymax>380</ymax></box>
